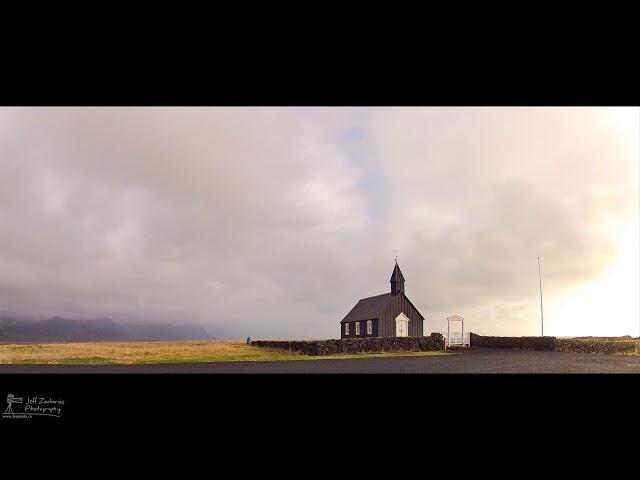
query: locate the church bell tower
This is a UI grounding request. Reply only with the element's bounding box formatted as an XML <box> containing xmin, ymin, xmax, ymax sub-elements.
<box><xmin>390</xmin><ymin>261</ymin><xmax>405</xmax><ymax>296</ymax></box>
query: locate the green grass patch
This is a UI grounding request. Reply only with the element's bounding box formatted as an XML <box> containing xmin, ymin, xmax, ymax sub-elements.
<box><xmin>131</xmin><ymin>350</ymin><xmax>452</xmax><ymax>364</ymax></box>
<box><xmin>17</xmin><ymin>357</ymin><xmax>120</xmax><ymax>365</ymax></box>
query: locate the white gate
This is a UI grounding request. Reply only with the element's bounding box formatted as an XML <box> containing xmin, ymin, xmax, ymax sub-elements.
<box><xmin>446</xmin><ymin>315</ymin><xmax>469</xmax><ymax>348</ymax></box>
<box><xmin>446</xmin><ymin>331</ymin><xmax>470</xmax><ymax>347</ymax></box>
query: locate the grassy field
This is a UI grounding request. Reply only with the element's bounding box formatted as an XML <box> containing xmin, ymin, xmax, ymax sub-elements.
<box><xmin>0</xmin><ymin>340</ymin><xmax>450</xmax><ymax>365</ymax></box>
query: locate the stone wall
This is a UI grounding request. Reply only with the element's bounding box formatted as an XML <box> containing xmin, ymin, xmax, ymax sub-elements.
<box><xmin>469</xmin><ymin>333</ymin><xmax>640</xmax><ymax>354</ymax></box>
<box><xmin>469</xmin><ymin>333</ymin><xmax>556</xmax><ymax>351</ymax></box>
<box><xmin>253</xmin><ymin>333</ymin><xmax>640</xmax><ymax>357</ymax></box>
<box><xmin>251</xmin><ymin>333</ymin><xmax>445</xmax><ymax>356</ymax></box>
<box><xmin>555</xmin><ymin>338</ymin><xmax>640</xmax><ymax>355</ymax></box>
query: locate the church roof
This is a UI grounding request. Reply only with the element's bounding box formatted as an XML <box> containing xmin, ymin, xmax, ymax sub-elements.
<box><xmin>390</xmin><ymin>262</ymin><xmax>405</xmax><ymax>282</ymax></box>
<box><xmin>340</xmin><ymin>293</ymin><xmax>393</xmax><ymax>323</ymax></box>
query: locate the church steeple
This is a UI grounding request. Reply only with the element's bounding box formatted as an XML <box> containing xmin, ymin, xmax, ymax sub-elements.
<box><xmin>390</xmin><ymin>260</ymin><xmax>405</xmax><ymax>296</ymax></box>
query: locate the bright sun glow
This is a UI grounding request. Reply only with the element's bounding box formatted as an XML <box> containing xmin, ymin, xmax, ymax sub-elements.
<box><xmin>545</xmin><ymin>224</ymin><xmax>640</xmax><ymax>336</ymax></box>
<box><xmin>547</xmin><ymin>216</ymin><xmax>639</xmax><ymax>337</ymax></box>
<box><xmin>546</xmin><ymin>107</ymin><xmax>639</xmax><ymax>337</ymax></box>
<box><xmin>606</xmin><ymin>107</ymin><xmax>640</xmax><ymax>140</ymax></box>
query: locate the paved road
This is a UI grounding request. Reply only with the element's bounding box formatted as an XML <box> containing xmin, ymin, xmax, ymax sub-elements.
<box><xmin>2</xmin><ymin>348</ymin><xmax>640</xmax><ymax>373</ymax></box>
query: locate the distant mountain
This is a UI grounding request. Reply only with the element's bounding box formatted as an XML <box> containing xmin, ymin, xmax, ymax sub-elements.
<box><xmin>0</xmin><ymin>316</ymin><xmax>210</xmax><ymax>342</ymax></box>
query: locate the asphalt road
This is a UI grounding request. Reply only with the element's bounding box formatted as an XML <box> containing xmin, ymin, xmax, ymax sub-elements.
<box><xmin>2</xmin><ymin>348</ymin><xmax>640</xmax><ymax>373</ymax></box>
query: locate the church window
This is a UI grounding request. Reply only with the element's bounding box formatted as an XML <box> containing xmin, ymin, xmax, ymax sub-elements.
<box><xmin>355</xmin><ymin>322</ymin><xmax>360</xmax><ymax>335</ymax></box>
<box><xmin>345</xmin><ymin>323</ymin><xmax>349</xmax><ymax>336</ymax></box>
<box><xmin>367</xmin><ymin>320</ymin><xmax>372</xmax><ymax>335</ymax></box>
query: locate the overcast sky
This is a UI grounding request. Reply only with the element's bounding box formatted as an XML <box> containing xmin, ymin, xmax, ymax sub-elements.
<box><xmin>0</xmin><ymin>107</ymin><xmax>638</xmax><ymax>338</ymax></box>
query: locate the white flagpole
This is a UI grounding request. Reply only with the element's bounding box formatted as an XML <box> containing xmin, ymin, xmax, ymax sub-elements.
<box><xmin>538</xmin><ymin>256</ymin><xmax>544</xmax><ymax>336</ymax></box>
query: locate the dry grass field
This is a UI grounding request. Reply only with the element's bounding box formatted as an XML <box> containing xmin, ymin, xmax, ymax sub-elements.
<box><xmin>0</xmin><ymin>340</ymin><xmax>450</xmax><ymax>365</ymax></box>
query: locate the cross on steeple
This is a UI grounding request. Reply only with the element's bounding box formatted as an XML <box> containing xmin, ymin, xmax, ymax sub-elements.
<box><xmin>394</xmin><ymin>250</ymin><xmax>398</xmax><ymax>262</ymax></box>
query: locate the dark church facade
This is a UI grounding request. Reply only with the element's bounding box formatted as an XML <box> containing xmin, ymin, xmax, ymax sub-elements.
<box><xmin>340</xmin><ymin>261</ymin><xmax>425</xmax><ymax>338</ymax></box>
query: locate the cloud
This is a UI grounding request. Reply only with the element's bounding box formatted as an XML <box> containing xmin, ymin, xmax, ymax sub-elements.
<box><xmin>0</xmin><ymin>107</ymin><xmax>637</xmax><ymax>338</ymax></box>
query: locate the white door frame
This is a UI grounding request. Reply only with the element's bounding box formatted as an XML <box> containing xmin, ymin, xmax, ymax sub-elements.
<box><xmin>395</xmin><ymin>312</ymin><xmax>410</xmax><ymax>337</ymax></box>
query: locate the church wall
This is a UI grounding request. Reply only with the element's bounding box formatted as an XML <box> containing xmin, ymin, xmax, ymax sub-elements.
<box><xmin>341</xmin><ymin>319</ymin><xmax>378</xmax><ymax>339</ymax></box>
<box><xmin>379</xmin><ymin>294</ymin><xmax>424</xmax><ymax>337</ymax></box>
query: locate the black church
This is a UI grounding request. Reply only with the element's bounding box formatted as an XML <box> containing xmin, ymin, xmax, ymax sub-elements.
<box><xmin>340</xmin><ymin>261</ymin><xmax>425</xmax><ymax>338</ymax></box>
